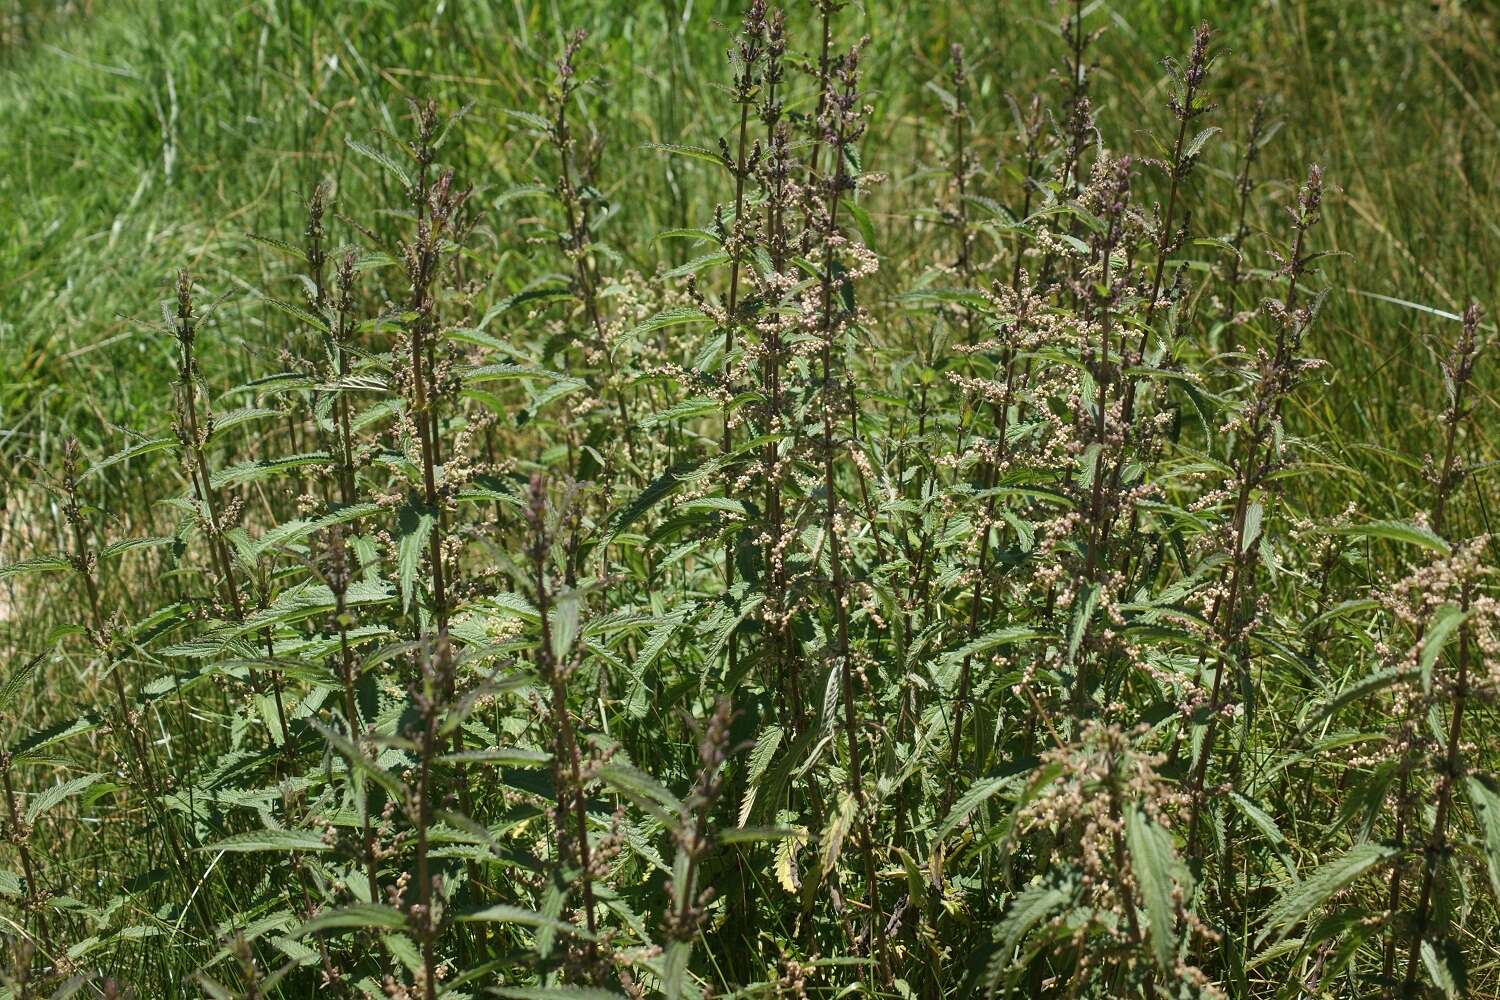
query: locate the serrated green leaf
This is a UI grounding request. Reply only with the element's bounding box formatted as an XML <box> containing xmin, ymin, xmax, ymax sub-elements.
<box><xmin>495</xmin><ymin>184</ymin><xmax>554</xmax><ymax>206</ymax></box>
<box><xmin>642</xmin><ymin>141</ymin><xmax>724</xmax><ymax>166</ymax></box>
<box><xmin>622</xmin><ymin>307</ymin><xmax>712</xmax><ymax>342</ymax></box>
<box><xmin>596</xmin><ymin>460</ymin><xmax>715</xmax><ymax>552</ymax></box>
<box><xmin>942</xmin><ymin>626</ymin><xmax>1045</xmax><ymax>668</ymax></box>
<box><xmin>663</xmin><ymin>252</ymin><xmax>730</xmax><ymax>279</ymax></box>
<box><xmin>97</xmin><ymin>536</ymin><xmax>173</xmax><ymax>561</ymax></box>
<box><xmin>1230</xmin><ymin>791</ymin><xmax>1298</xmax><ymax>878</ymax></box>
<box><xmin>1340</xmin><ymin>520</ymin><xmax>1450</xmax><ymax>554</ymax></box>
<box><xmin>987</xmin><ymin>874</ymin><xmax>1076</xmax><ymax>987</ymax></box>
<box><xmin>1258</xmin><ymin>842</ymin><xmax>1398</xmax><ymax>945</ymax></box>
<box><xmin>499</xmin><ymin>109</ymin><xmax>551</xmax><ymax>133</ymax></box>
<box><xmin>493</xmin><ymin>988</ymin><xmax>628</xmax><ymax>1000</ymax></box>
<box><xmin>551</xmin><ymin>590</ymin><xmax>581</xmax><ymax>660</ymax></box>
<box><xmin>641</xmin><ymin>396</ymin><xmax>719</xmax><ymax>430</ymax></box>
<box><xmin>739</xmin><ymin>725</ymin><xmax>784</xmax><ymax>826</ymax></box>
<box><xmin>1302</xmin><ymin>668</ymin><xmax>1399</xmax><ymax>731</ymax></box>
<box><xmin>344</xmin><ymin>136</ymin><xmax>412</xmax><ymax>189</ymax></box>
<box><xmin>598</xmin><ymin>762</ymin><xmax>682</xmax><ymax>820</ymax></box>
<box><xmin>211</xmin><ymin>452</ymin><xmax>332</xmax><ymax>489</ymax></box>
<box><xmin>84</xmin><ymin>435</ymin><xmax>176</xmax><ymax>479</ymax></box>
<box><xmin>1125</xmin><ymin>806</ymin><xmax>1182</xmax><ymax>971</ymax></box>
<box><xmin>1184</xmin><ymin>125</ymin><xmax>1221</xmax><ymax>159</ymax></box>
<box><xmin>937</xmin><ymin>775</ymin><xmax>1008</xmax><ymax>842</ymax></box>
<box><xmin>262</xmin><ymin>294</ymin><xmax>329</xmax><ymax>334</ymax></box>
<box><xmin>297</xmin><ymin>902</ymin><xmax>407</xmax><ymax>934</ymax></box>
<box><xmin>0</xmin><ymin>654</ymin><xmax>43</xmax><ymax>712</ymax></box>
<box><xmin>0</xmin><ymin>555</ymin><xmax>71</xmax><ymax>581</ymax></box>
<box><xmin>1067</xmin><ymin>584</ymin><xmax>1099</xmax><ymax>664</ymax></box>
<box><xmin>25</xmin><ymin>773</ymin><xmax>103</xmax><ymax>824</ymax></box>
<box><xmin>9</xmin><ymin>716</ymin><xmax>100</xmax><ymax>761</ymax></box>
<box><xmin>246</xmin><ymin>232</ymin><xmax>309</xmax><ymax>263</ymax></box>
<box><xmin>396</xmin><ymin>504</ymin><xmax>435</xmax><ymax>613</ymax></box>
<box><xmin>1466</xmin><ymin>776</ymin><xmax>1500</xmax><ymax>902</ymax></box>
<box><xmin>1242</xmin><ymin>501</ymin><xmax>1264</xmax><ymax>554</ymax></box>
<box><xmin>1421</xmin><ymin>939</ymin><xmax>1468</xmax><ymax>998</ymax></box>
<box><xmin>821</xmin><ymin>790</ymin><xmax>857</xmax><ymax>876</ymax></box>
<box><xmin>203</xmin><ymin>829</ymin><xmax>332</xmax><ymax>853</ymax></box>
<box><xmin>455</xmin><ymin>904</ymin><xmax>589</xmax><ymax>937</ymax></box>
<box><xmin>1420</xmin><ymin>604</ymin><xmax>1466</xmax><ymax>694</ymax></box>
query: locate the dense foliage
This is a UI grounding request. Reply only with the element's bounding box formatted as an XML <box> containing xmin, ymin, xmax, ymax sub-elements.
<box><xmin>2</xmin><ymin>1</ymin><xmax>1498</xmax><ymax>998</ymax></box>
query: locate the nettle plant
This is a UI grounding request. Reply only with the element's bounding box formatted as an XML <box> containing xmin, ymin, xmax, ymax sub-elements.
<box><xmin>1</xmin><ymin>4</ymin><xmax>1496</xmax><ymax>999</ymax></box>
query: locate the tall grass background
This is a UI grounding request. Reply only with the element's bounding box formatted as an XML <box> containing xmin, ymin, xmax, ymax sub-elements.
<box><xmin>1</xmin><ymin>0</ymin><xmax>1498</xmax><ymax>996</ymax></box>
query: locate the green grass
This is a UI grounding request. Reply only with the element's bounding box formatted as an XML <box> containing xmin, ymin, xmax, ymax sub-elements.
<box><xmin>1</xmin><ymin>1</ymin><xmax>1497</xmax><ymax>996</ymax></box>
<box><xmin>2</xmin><ymin>1</ymin><xmax>1494</xmax><ymax>507</ymax></box>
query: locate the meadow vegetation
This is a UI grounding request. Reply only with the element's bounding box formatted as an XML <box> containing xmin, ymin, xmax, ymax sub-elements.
<box><xmin>1</xmin><ymin>1</ymin><xmax>1498</xmax><ymax>997</ymax></box>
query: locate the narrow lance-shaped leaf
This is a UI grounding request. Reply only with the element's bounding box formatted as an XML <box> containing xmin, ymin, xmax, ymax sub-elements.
<box><xmin>1258</xmin><ymin>842</ymin><xmax>1398</xmax><ymax>945</ymax></box>
<box><xmin>0</xmin><ymin>653</ymin><xmax>43</xmax><ymax>711</ymax></box>
<box><xmin>344</xmin><ymin>136</ymin><xmax>412</xmax><ymax>190</ymax></box>
<box><xmin>1339</xmin><ymin>520</ymin><xmax>1451</xmax><ymax>555</ymax></box>
<box><xmin>493</xmin><ymin>987</ymin><xmax>628</xmax><ymax>1000</ymax></box>
<box><xmin>296</xmin><ymin>902</ymin><xmax>408</xmax><ymax>935</ymax></box>
<box><xmin>1125</xmin><ymin>806</ymin><xmax>1184</xmax><ymax>971</ymax></box>
<box><xmin>1466</xmin><ymin>776</ymin><xmax>1500</xmax><ymax>902</ymax></box>
<box><xmin>596</xmin><ymin>459</ymin><xmax>716</xmax><ymax>552</ymax></box>
<box><xmin>643</xmin><ymin>141</ymin><xmax>727</xmax><ymax>167</ymax></box>
<box><xmin>10</xmin><ymin>716</ymin><xmax>101</xmax><ymax>763</ymax></box>
<box><xmin>738</xmin><ymin>725</ymin><xmax>784</xmax><ymax>826</ymax></box>
<box><xmin>202</xmin><ymin>829</ymin><xmax>334</xmax><ymax>854</ymax></box>
<box><xmin>986</xmin><ymin>874</ymin><xmax>1077</xmax><ymax>988</ymax></box>
<box><xmin>937</xmin><ymin>775</ymin><xmax>1009</xmax><ymax>842</ymax></box>
<box><xmin>396</xmin><ymin>504</ymin><xmax>436</xmax><ymax>612</ymax></box>
<box><xmin>454</xmin><ymin>904</ymin><xmax>591</xmax><ymax>938</ymax></box>
<box><xmin>261</xmin><ymin>294</ymin><xmax>329</xmax><ymax>334</ymax></box>
<box><xmin>0</xmin><ymin>555</ymin><xmax>71</xmax><ymax>582</ymax></box>
<box><xmin>821</xmin><ymin>790</ymin><xmax>858</xmax><ymax>876</ymax></box>
<box><xmin>1420</xmin><ymin>604</ymin><xmax>1466</xmax><ymax>694</ymax></box>
<box><xmin>25</xmin><ymin>772</ymin><xmax>104</xmax><ymax>824</ymax></box>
